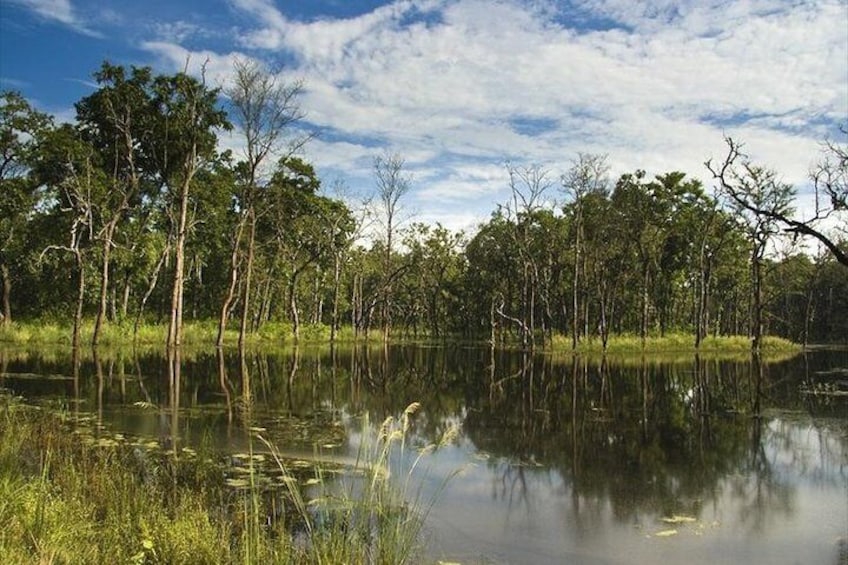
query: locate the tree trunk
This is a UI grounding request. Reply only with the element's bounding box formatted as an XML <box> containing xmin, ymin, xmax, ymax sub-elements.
<box><xmin>72</xmin><ymin>249</ymin><xmax>85</xmax><ymax>351</ymax></box>
<box><xmin>289</xmin><ymin>271</ymin><xmax>300</xmax><ymax>342</ymax></box>
<box><xmin>572</xmin><ymin>211</ymin><xmax>581</xmax><ymax>350</ymax></box>
<box><xmin>0</xmin><ymin>262</ymin><xmax>11</xmax><ymax>325</ymax></box>
<box><xmin>640</xmin><ymin>264</ymin><xmax>650</xmax><ymax>346</ymax></box>
<box><xmin>330</xmin><ymin>253</ymin><xmax>341</xmax><ymax>343</ymax></box>
<box><xmin>217</xmin><ymin>216</ymin><xmax>246</xmax><ymax>347</ymax></box>
<box><xmin>120</xmin><ymin>273</ymin><xmax>131</xmax><ymax>320</ymax></box>
<box><xmin>168</xmin><ymin>176</ymin><xmax>191</xmax><ymax>349</ymax></box>
<box><xmin>93</xmin><ymin>221</ymin><xmax>117</xmax><ymax>347</ymax></box>
<box><xmin>751</xmin><ymin>245</ymin><xmax>763</xmax><ymax>352</ymax></box>
<box><xmin>134</xmin><ymin>243</ymin><xmax>168</xmax><ymax>340</ymax></box>
<box><xmin>239</xmin><ymin>209</ymin><xmax>256</xmax><ymax>350</ymax></box>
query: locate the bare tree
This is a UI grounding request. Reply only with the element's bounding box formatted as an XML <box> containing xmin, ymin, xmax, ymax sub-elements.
<box><xmin>373</xmin><ymin>152</ymin><xmax>412</xmax><ymax>340</ymax></box>
<box><xmin>707</xmin><ymin>137</ymin><xmax>795</xmax><ymax>351</ymax></box>
<box><xmin>805</xmin><ymin>127</ymin><xmax>847</xmax><ymax>265</ymax></box>
<box><xmin>709</xmin><ymin>132</ymin><xmax>847</xmax><ymax>267</ymax></box>
<box><xmin>218</xmin><ymin>58</ymin><xmax>307</xmax><ymax>348</ymax></box>
<box><xmin>503</xmin><ymin>162</ymin><xmax>554</xmax><ymax>348</ymax></box>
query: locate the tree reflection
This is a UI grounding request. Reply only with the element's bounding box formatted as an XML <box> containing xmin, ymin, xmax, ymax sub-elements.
<box><xmin>1</xmin><ymin>343</ymin><xmax>845</xmax><ymax>542</ymax></box>
<box><xmin>462</xmin><ymin>350</ymin><xmax>842</xmax><ymax>534</ymax></box>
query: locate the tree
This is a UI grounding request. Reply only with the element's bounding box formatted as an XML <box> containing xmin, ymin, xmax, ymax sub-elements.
<box><xmin>373</xmin><ymin>152</ymin><xmax>412</xmax><ymax>340</ymax></box>
<box><xmin>504</xmin><ymin>163</ymin><xmax>554</xmax><ymax>348</ymax></box>
<box><xmin>562</xmin><ymin>153</ymin><xmax>609</xmax><ymax>349</ymax></box>
<box><xmin>610</xmin><ymin>170</ymin><xmax>664</xmax><ymax>344</ymax></box>
<box><xmin>148</xmin><ymin>66</ymin><xmax>229</xmax><ymax>348</ymax></box>
<box><xmin>707</xmin><ymin>137</ymin><xmax>795</xmax><ymax>351</ymax></box>
<box><xmin>263</xmin><ymin>157</ymin><xmax>323</xmax><ymax>340</ymax></box>
<box><xmin>709</xmin><ymin>134</ymin><xmax>847</xmax><ymax>267</ymax></box>
<box><xmin>806</xmin><ymin>127</ymin><xmax>848</xmax><ymax>265</ymax></box>
<box><xmin>400</xmin><ymin>223</ymin><xmax>466</xmax><ymax>338</ymax></box>
<box><xmin>35</xmin><ymin>124</ymin><xmax>106</xmax><ymax>347</ymax></box>
<box><xmin>0</xmin><ymin>91</ymin><xmax>52</xmax><ymax>325</ymax></box>
<box><xmin>219</xmin><ymin>58</ymin><xmax>306</xmax><ymax>348</ymax></box>
<box><xmin>75</xmin><ymin>63</ymin><xmax>155</xmax><ymax>345</ymax></box>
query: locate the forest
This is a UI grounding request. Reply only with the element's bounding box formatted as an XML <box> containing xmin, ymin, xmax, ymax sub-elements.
<box><xmin>1</xmin><ymin>61</ymin><xmax>846</xmax><ymax>349</ymax></box>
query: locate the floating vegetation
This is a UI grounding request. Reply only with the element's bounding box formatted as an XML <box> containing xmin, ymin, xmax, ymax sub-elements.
<box><xmin>646</xmin><ymin>514</ymin><xmax>721</xmax><ymax>539</ymax></box>
<box><xmin>661</xmin><ymin>515</ymin><xmax>697</xmax><ymax>524</ymax></box>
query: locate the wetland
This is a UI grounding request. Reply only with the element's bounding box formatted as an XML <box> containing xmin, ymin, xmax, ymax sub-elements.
<box><xmin>1</xmin><ymin>344</ymin><xmax>847</xmax><ymax>564</ymax></box>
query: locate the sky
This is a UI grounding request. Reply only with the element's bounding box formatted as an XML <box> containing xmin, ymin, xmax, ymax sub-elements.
<box><xmin>1</xmin><ymin>0</ymin><xmax>847</xmax><ymax>235</ymax></box>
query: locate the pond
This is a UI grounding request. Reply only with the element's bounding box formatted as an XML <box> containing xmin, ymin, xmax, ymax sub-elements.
<box><xmin>1</xmin><ymin>344</ymin><xmax>846</xmax><ymax>565</ymax></box>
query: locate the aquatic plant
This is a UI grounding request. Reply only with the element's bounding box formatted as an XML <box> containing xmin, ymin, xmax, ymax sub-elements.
<box><xmin>259</xmin><ymin>402</ymin><xmax>460</xmax><ymax>565</ymax></box>
<box><xmin>0</xmin><ymin>393</ymin><xmax>456</xmax><ymax>564</ymax></box>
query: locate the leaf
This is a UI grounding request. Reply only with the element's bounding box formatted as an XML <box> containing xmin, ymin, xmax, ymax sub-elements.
<box><xmin>654</xmin><ymin>529</ymin><xmax>678</xmax><ymax>537</ymax></box>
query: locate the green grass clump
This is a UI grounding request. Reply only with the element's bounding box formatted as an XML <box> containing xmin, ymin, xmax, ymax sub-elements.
<box><xmin>0</xmin><ymin>319</ymin><xmax>371</xmax><ymax>348</ymax></box>
<box><xmin>549</xmin><ymin>332</ymin><xmax>800</xmax><ymax>357</ymax></box>
<box><xmin>0</xmin><ymin>396</ymin><xmax>233</xmax><ymax>564</ymax></box>
<box><xmin>0</xmin><ymin>394</ymin><xmax>450</xmax><ymax>564</ymax></box>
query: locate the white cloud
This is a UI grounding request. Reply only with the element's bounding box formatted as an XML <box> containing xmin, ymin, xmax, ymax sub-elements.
<box><xmin>9</xmin><ymin>0</ymin><xmax>100</xmax><ymax>36</ymax></box>
<box><xmin>141</xmin><ymin>0</ymin><xmax>846</xmax><ymax>231</ymax></box>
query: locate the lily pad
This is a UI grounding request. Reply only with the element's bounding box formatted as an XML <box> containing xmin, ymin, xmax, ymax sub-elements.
<box><xmin>661</xmin><ymin>515</ymin><xmax>697</xmax><ymax>524</ymax></box>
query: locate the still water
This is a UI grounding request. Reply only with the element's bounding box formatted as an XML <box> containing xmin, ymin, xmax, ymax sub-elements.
<box><xmin>1</xmin><ymin>345</ymin><xmax>846</xmax><ymax>564</ymax></box>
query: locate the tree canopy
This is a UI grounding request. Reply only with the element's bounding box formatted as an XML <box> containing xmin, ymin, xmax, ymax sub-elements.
<box><xmin>1</xmin><ymin>62</ymin><xmax>845</xmax><ymax>347</ymax></box>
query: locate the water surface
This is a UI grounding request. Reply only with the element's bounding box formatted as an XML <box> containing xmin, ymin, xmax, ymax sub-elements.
<box><xmin>1</xmin><ymin>345</ymin><xmax>846</xmax><ymax>564</ymax></box>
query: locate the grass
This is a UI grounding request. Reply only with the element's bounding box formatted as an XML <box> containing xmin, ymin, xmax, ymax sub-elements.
<box><xmin>1</xmin><ymin>319</ymin><xmax>805</xmax><ymax>357</ymax></box>
<box><xmin>549</xmin><ymin>332</ymin><xmax>801</xmax><ymax>357</ymax></box>
<box><xmin>261</xmin><ymin>403</ymin><xmax>460</xmax><ymax>565</ymax></box>
<box><xmin>0</xmin><ymin>393</ymin><xmax>453</xmax><ymax>564</ymax></box>
<box><xmin>0</xmin><ymin>398</ymin><xmax>232</xmax><ymax>563</ymax></box>
<box><xmin>0</xmin><ymin>319</ymin><xmax>390</xmax><ymax>348</ymax></box>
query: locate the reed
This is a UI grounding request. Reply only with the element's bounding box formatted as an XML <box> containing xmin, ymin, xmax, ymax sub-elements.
<box><xmin>0</xmin><ymin>394</ymin><xmax>454</xmax><ymax>564</ymax></box>
<box><xmin>258</xmin><ymin>401</ymin><xmax>459</xmax><ymax>565</ymax></box>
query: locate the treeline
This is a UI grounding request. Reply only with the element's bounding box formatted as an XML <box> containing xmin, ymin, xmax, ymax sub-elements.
<box><xmin>1</xmin><ymin>61</ymin><xmax>846</xmax><ymax>348</ymax></box>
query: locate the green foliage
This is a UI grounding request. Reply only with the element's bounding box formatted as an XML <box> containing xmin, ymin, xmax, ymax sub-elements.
<box><xmin>3</xmin><ymin>63</ymin><xmax>846</xmax><ymax>346</ymax></box>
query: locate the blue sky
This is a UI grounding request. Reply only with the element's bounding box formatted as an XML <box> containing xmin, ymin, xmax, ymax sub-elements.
<box><xmin>2</xmin><ymin>0</ymin><xmax>847</xmax><ymax>233</ymax></box>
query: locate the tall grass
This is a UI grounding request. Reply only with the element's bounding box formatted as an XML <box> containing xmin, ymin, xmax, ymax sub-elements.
<box><xmin>259</xmin><ymin>402</ymin><xmax>459</xmax><ymax>565</ymax></box>
<box><xmin>0</xmin><ymin>395</ymin><xmax>454</xmax><ymax>564</ymax></box>
<box><xmin>0</xmin><ymin>396</ymin><xmax>232</xmax><ymax>563</ymax></box>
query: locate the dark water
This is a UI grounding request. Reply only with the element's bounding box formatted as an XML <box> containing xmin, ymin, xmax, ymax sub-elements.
<box><xmin>1</xmin><ymin>345</ymin><xmax>847</xmax><ymax>565</ymax></box>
